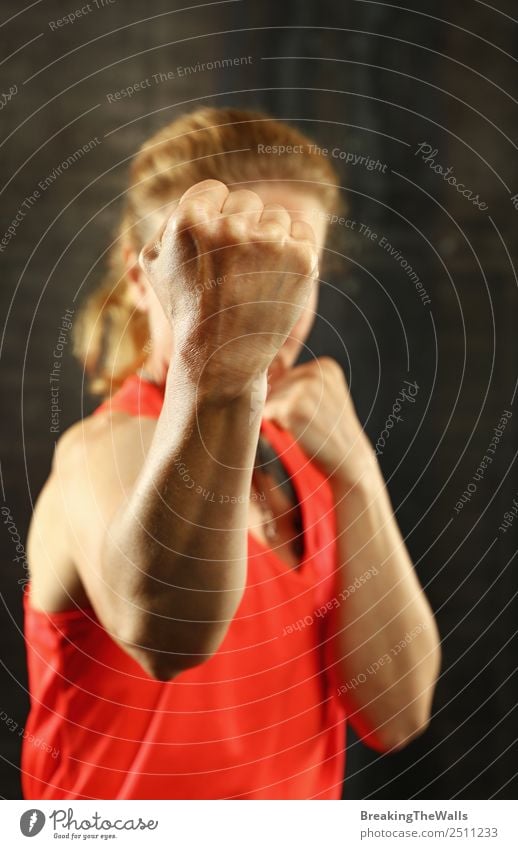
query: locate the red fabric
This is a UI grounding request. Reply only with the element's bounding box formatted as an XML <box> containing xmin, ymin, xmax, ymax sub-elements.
<box><xmin>22</xmin><ymin>374</ymin><xmax>346</xmax><ymax>799</ymax></box>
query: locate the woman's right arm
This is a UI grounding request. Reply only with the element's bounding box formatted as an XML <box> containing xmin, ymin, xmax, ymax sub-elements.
<box><xmin>45</xmin><ymin>370</ymin><xmax>265</xmax><ymax>682</ymax></box>
<box><xmin>29</xmin><ymin>179</ymin><xmax>319</xmax><ymax>680</ymax></box>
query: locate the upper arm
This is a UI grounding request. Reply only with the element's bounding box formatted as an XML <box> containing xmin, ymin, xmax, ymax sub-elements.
<box><xmin>28</xmin><ymin>413</ymin><xmax>156</xmax><ymax>622</ymax></box>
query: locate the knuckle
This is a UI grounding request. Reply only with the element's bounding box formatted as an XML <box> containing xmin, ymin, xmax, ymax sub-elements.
<box><xmin>256</xmin><ymin>221</ymin><xmax>287</xmax><ymax>243</ymax></box>
<box><xmin>198</xmin><ymin>178</ymin><xmax>227</xmax><ymax>191</ymax></box>
<box><xmin>320</xmin><ymin>356</ymin><xmax>340</xmax><ymax>375</ymax></box>
<box><xmin>296</xmin><ymin>385</ymin><xmax>311</xmax><ymax>406</ymax></box>
<box><xmin>263</xmin><ymin>202</ymin><xmax>290</xmax><ymax>217</ymax></box>
<box><xmin>303</xmin><ymin>377</ymin><xmax>321</xmax><ymax>401</ymax></box>
<box><xmin>174</xmin><ymin>201</ymin><xmax>209</xmax><ymax>232</ymax></box>
<box><xmin>183</xmin><ymin>178</ymin><xmax>227</xmax><ymax>199</ymax></box>
<box><xmin>307</xmin><ymin>366</ymin><xmax>323</xmax><ymax>385</ymax></box>
<box><xmin>217</xmin><ymin>214</ymin><xmax>247</xmax><ymax>244</ymax></box>
<box><xmin>292</xmin><ymin>400</ymin><xmax>312</xmax><ymax>425</ymax></box>
<box><xmin>292</xmin><ymin>219</ymin><xmax>315</xmax><ymax>239</ymax></box>
<box><xmin>288</xmin><ymin>240</ymin><xmax>316</xmax><ymax>273</ymax></box>
<box><xmin>319</xmin><ymin>355</ymin><xmax>333</xmax><ymax>367</ymax></box>
<box><xmin>230</xmin><ymin>188</ymin><xmax>262</xmax><ymax>207</ymax></box>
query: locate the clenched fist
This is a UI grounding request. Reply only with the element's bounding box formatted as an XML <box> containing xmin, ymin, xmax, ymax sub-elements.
<box><xmin>139</xmin><ymin>179</ymin><xmax>319</xmax><ymax>398</ymax></box>
<box><xmin>264</xmin><ymin>357</ymin><xmax>378</xmax><ymax>489</ymax></box>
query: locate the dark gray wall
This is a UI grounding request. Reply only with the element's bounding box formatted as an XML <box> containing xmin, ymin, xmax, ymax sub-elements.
<box><xmin>1</xmin><ymin>0</ymin><xmax>517</xmax><ymax>799</ymax></box>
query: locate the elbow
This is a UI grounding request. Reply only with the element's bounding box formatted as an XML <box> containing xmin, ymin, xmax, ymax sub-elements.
<box><xmin>367</xmin><ymin>665</ymin><xmax>439</xmax><ymax>752</ymax></box>
<box><xmin>349</xmin><ymin>625</ymin><xmax>442</xmax><ymax>754</ymax></box>
<box><xmin>375</xmin><ymin>627</ymin><xmax>442</xmax><ymax>752</ymax></box>
<box><xmin>369</xmin><ymin>707</ymin><xmax>432</xmax><ymax>753</ymax></box>
<box><xmin>136</xmin><ymin>648</ymin><xmax>215</xmax><ymax>682</ymax></box>
<box><xmin>112</xmin><ymin>615</ymin><xmax>223</xmax><ymax>682</ymax></box>
<box><xmin>349</xmin><ymin>699</ymin><xmax>434</xmax><ymax>754</ymax></box>
<box><xmin>354</xmin><ymin>670</ymin><xmax>440</xmax><ymax>754</ymax></box>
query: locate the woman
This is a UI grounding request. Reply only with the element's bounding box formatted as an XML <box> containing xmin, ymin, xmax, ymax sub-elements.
<box><xmin>23</xmin><ymin>107</ymin><xmax>441</xmax><ymax>799</ymax></box>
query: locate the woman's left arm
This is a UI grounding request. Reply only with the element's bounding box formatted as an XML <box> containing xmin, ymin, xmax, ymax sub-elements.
<box><xmin>263</xmin><ymin>357</ymin><xmax>442</xmax><ymax>753</ymax></box>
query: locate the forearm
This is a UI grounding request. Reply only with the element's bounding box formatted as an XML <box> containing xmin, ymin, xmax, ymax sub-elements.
<box><xmin>103</xmin><ymin>364</ymin><xmax>265</xmax><ymax>678</ymax></box>
<box><xmin>331</xmin><ymin>447</ymin><xmax>441</xmax><ymax>749</ymax></box>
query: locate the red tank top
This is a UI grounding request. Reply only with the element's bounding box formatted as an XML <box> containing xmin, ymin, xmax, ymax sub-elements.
<box><xmin>22</xmin><ymin>374</ymin><xmax>346</xmax><ymax>800</ymax></box>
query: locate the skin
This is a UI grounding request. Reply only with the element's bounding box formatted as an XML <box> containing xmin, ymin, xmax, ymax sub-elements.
<box><xmin>28</xmin><ymin>178</ymin><xmax>441</xmax><ymax>753</ymax></box>
<box><xmin>123</xmin><ymin>180</ymin><xmax>326</xmax><ymax>388</ymax></box>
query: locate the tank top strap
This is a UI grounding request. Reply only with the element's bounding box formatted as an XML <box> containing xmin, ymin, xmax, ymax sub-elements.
<box><xmin>93</xmin><ymin>374</ymin><xmax>165</xmax><ymax>419</ymax></box>
<box><xmin>93</xmin><ymin>376</ymin><xmax>327</xmax><ymax>503</ymax></box>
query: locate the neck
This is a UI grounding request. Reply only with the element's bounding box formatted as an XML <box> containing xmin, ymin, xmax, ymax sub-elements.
<box><xmin>139</xmin><ymin>352</ymin><xmax>168</xmax><ymax>386</ymax></box>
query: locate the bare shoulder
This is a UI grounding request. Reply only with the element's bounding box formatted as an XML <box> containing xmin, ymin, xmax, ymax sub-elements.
<box><xmin>53</xmin><ymin>409</ymin><xmax>157</xmax><ymax>476</ymax></box>
<box><xmin>28</xmin><ymin>410</ymin><xmax>157</xmax><ymax>612</ymax></box>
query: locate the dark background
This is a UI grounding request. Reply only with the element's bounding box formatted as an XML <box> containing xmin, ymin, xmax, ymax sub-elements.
<box><xmin>1</xmin><ymin>0</ymin><xmax>517</xmax><ymax>799</ymax></box>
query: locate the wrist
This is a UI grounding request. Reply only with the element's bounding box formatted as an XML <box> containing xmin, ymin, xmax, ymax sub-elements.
<box><xmin>165</xmin><ymin>357</ymin><xmax>268</xmax><ymax>411</ymax></box>
<box><xmin>329</xmin><ymin>438</ymin><xmax>383</xmax><ymax>497</ymax></box>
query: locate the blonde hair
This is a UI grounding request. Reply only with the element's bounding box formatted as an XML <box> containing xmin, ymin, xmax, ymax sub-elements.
<box><xmin>73</xmin><ymin>107</ymin><xmax>342</xmax><ymax>396</ymax></box>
